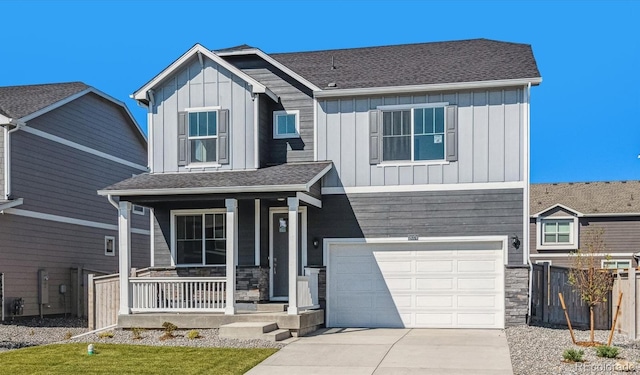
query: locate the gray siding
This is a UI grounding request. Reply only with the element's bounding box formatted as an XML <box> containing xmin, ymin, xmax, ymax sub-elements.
<box><xmin>28</xmin><ymin>93</ymin><xmax>147</xmax><ymax>165</ymax></box>
<box><xmin>151</xmin><ymin>56</ymin><xmax>256</xmax><ymax>173</ymax></box>
<box><xmin>0</xmin><ymin>128</ymin><xmax>4</xmax><ymax>198</ymax></box>
<box><xmin>318</xmin><ymin>89</ymin><xmax>525</xmax><ymax>187</ymax></box>
<box><xmin>0</xmin><ymin>214</ymin><xmax>148</xmax><ymax>316</ymax></box>
<box><xmin>226</xmin><ymin>55</ymin><xmax>314</xmax><ymax>164</ymax></box>
<box><xmin>309</xmin><ymin>189</ymin><xmax>524</xmax><ymax>265</ymax></box>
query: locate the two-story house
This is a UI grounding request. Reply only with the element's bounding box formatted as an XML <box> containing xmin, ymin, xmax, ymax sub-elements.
<box><xmin>0</xmin><ymin>82</ymin><xmax>150</xmax><ymax>319</ymax></box>
<box><xmin>100</xmin><ymin>39</ymin><xmax>541</xmax><ymax>333</ymax></box>
<box><xmin>530</xmin><ymin>181</ymin><xmax>640</xmax><ymax>269</ymax></box>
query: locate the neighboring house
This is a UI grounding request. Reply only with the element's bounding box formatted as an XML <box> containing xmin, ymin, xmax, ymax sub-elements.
<box><xmin>100</xmin><ymin>39</ymin><xmax>541</xmax><ymax>330</ymax></box>
<box><xmin>0</xmin><ymin>82</ymin><xmax>150</xmax><ymax>319</ymax></box>
<box><xmin>530</xmin><ymin>181</ymin><xmax>640</xmax><ymax>269</ymax></box>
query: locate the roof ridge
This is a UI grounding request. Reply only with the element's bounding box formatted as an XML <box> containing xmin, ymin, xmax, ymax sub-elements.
<box><xmin>0</xmin><ymin>81</ymin><xmax>88</xmax><ymax>90</ymax></box>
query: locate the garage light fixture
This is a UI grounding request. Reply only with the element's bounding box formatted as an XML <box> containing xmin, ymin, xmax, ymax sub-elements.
<box><xmin>511</xmin><ymin>235</ymin><xmax>521</xmax><ymax>250</ymax></box>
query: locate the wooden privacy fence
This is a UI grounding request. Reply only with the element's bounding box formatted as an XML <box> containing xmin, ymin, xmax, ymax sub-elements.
<box><xmin>612</xmin><ymin>268</ymin><xmax>640</xmax><ymax>340</ymax></box>
<box><xmin>531</xmin><ymin>263</ymin><xmax>611</xmax><ymax>329</ymax></box>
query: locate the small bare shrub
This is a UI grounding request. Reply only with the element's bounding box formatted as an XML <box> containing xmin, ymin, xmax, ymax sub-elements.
<box><xmin>187</xmin><ymin>330</ymin><xmax>200</xmax><ymax>340</ymax></box>
<box><xmin>97</xmin><ymin>331</ymin><xmax>114</xmax><ymax>339</ymax></box>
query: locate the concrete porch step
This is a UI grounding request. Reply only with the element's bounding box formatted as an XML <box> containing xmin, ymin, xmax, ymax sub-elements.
<box><xmin>256</xmin><ymin>303</ymin><xmax>288</xmax><ymax>312</ymax></box>
<box><xmin>263</xmin><ymin>328</ymin><xmax>292</xmax><ymax>342</ymax></box>
<box><xmin>219</xmin><ymin>322</ymin><xmax>291</xmax><ymax>341</ymax></box>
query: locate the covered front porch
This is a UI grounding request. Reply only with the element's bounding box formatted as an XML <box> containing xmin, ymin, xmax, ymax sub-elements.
<box><xmin>98</xmin><ymin>162</ymin><xmax>331</xmax><ymax>333</ymax></box>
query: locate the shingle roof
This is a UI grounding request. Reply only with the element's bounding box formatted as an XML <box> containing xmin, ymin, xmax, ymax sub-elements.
<box><xmin>101</xmin><ymin>162</ymin><xmax>332</xmax><ymax>194</ymax></box>
<box><xmin>530</xmin><ymin>181</ymin><xmax>640</xmax><ymax>216</ymax></box>
<box><xmin>0</xmin><ymin>82</ymin><xmax>89</xmax><ymax>119</ymax></box>
<box><xmin>268</xmin><ymin>39</ymin><xmax>541</xmax><ymax>90</ymax></box>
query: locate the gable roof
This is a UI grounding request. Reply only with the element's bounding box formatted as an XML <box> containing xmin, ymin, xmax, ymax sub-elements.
<box><xmin>530</xmin><ymin>181</ymin><xmax>640</xmax><ymax>216</ymax></box>
<box><xmin>132</xmin><ymin>44</ymin><xmax>278</xmax><ymax>104</ymax></box>
<box><xmin>269</xmin><ymin>39</ymin><xmax>541</xmax><ymax>92</ymax></box>
<box><xmin>0</xmin><ymin>82</ymin><xmax>89</xmax><ymax>119</ymax></box>
<box><xmin>98</xmin><ymin>161</ymin><xmax>332</xmax><ymax>196</ymax></box>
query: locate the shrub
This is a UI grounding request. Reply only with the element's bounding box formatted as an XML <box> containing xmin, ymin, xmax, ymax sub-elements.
<box><xmin>160</xmin><ymin>322</ymin><xmax>178</xmax><ymax>340</ymax></box>
<box><xmin>596</xmin><ymin>345</ymin><xmax>620</xmax><ymax>358</ymax></box>
<box><xmin>187</xmin><ymin>330</ymin><xmax>200</xmax><ymax>340</ymax></box>
<box><xmin>63</xmin><ymin>331</ymin><xmax>73</xmax><ymax>340</ymax></box>
<box><xmin>563</xmin><ymin>348</ymin><xmax>585</xmax><ymax>363</ymax></box>
<box><xmin>131</xmin><ymin>327</ymin><xmax>145</xmax><ymax>340</ymax></box>
<box><xmin>97</xmin><ymin>331</ymin><xmax>114</xmax><ymax>339</ymax></box>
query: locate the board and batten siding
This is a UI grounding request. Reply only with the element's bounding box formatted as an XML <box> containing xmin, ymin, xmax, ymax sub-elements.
<box><xmin>226</xmin><ymin>55</ymin><xmax>314</xmax><ymax>165</ymax></box>
<box><xmin>317</xmin><ymin>89</ymin><xmax>525</xmax><ymax>187</ymax></box>
<box><xmin>308</xmin><ymin>189</ymin><xmax>524</xmax><ymax>265</ymax></box>
<box><xmin>0</xmin><ymin>214</ymin><xmax>148</xmax><ymax>316</ymax></box>
<box><xmin>151</xmin><ymin>56</ymin><xmax>256</xmax><ymax>173</ymax></box>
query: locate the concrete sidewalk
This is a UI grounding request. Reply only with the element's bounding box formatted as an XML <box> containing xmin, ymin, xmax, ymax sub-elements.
<box><xmin>246</xmin><ymin>328</ymin><xmax>513</xmax><ymax>375</ymax></box>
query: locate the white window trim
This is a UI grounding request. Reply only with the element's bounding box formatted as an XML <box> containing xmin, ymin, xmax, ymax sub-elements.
<box><xmin>601</xmin><ymin>259</ymin><xmax>632</xmax><ymax>269</ymax></box>
<box><xmin>187</xmin><ymin>109</ymin><xmax>219</xmax><ymax>165</ymax></box>
<box><xmin>132</xmin><ymin>205</ymin><xmax>145</xmax><ymax>215</ymax></box>
<box><xmin>105</xmin><ymin>236</ymin><xmax>115</xmax><ymax>257</ymax></box>
<box><xmin>273</xmin><ymin>110</ymin><xmax>300</xmax><ymax>139</ymax></box>
<box><xmin>377</xmin><ymin>102</ymin><xmax>449</xmax><ymax>163</ymax></box>
<box><xmin>170</xmin><ymin>208</ymin><xmax>227</xmax><ymax>267</ymax></box>
<box><xmin>536</xmin><ymin>216</ymin><xmax>579</xmax><ymax>250</ymax></box>
<box><xmin>535</xmin><ymin>260</ymin><xmax>552</xmax><ymax>265</ymax></box>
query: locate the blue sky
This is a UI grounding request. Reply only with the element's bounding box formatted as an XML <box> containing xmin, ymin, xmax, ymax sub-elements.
<box><xmin>2</xmin><ymin>0</ymin><xmax>638</xmax><ymax>183</ymax></box>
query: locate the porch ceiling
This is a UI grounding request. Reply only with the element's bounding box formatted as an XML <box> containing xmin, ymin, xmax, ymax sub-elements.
<box><xmin>98</xmin><ymin>161</ymin><xmax>332</xmax><ymax>197</ymax></box>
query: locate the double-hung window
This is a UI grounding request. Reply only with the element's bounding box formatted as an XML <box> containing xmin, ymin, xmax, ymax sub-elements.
<box><xmin>174</xmin><ymin>210</ymin><xmax>226</xmax><ymax>266</ymax></box>
<box><xmin>188</xmin><ymin>111</ymin><xmax>217</xmax><ymax>163</ymax></box>
<box><xmin>370</xmin><ymin>104</ymin><xmax>456</xmax><ymax>164</ymax></box>
<box><xmin>542</xmin><ymin>220</ymin><xmax>572</xmax><ymax>244</ymax></box>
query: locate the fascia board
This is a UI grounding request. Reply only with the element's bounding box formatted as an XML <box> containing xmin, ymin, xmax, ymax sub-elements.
<box><xmin>98</xmin><ymin>184</ymin><xmax>308</xmax><ymax>197</ymax></box>
<box><xmin>532</xmin><ymin>203</ymin><xmax>584</xmax><ymax>218</ymax></box>
<box><xmin>313</xmin><ymin>78</ymin><xmax>543</xmax><ymax>98</ymax></box>
<box><xmin>132</xmin><ymin>44</ymin><xmax>278</xmax><ymax>102</ymax></box>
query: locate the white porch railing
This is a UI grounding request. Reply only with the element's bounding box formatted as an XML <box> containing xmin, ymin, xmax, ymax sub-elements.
<box><xmin>297</xmin><ymin>268</ymin><xmax>320</xmax><ymax>310</ymax></box>
<box><xmin>130</xmin><ymin>277</ymin><xmax>226</xmax><ymax>313</ymax></box>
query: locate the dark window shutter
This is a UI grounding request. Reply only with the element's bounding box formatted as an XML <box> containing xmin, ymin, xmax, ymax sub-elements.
<box><xmin>178</xmin><ymin>111</ymin><xmax>188</xmax><ymax>166</ymax></box>
<box><xmin>218</xmin><ymin>109</ymin><xmax>230</xmax><ymax>164</ymax></box>
<box><xmin>369</xmin><ymin>110</ymin><xmax>382</xmax><ymax>164</ymax></box>
<box><xmin>445</xmin><ymin>105</ymin><xmax>458</xmax><ymax>162</ymax></box>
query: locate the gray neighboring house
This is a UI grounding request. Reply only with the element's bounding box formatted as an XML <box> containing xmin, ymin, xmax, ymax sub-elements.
<box><xmin>0</xmin><ymin>82</ymin><xmax>150</xmax><ymax>319</ymax></box>
<box><xmin>530</xmin><ymin>181</ymin><xmax>640</xmax><ymax>269</ymax></box>
<box><xmin>101</xmin><ymin>39</ymin><xmax>541</xmax><ymax>330</ymax></box>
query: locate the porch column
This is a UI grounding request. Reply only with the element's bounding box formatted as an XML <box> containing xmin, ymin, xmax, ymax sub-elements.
<box><xmin>118</xmin><ymin>201</ymin><xmax>132</xmax><ymax>315</ymax></box>
<box><xmin>287</xmin><ymin>197</ymin><xmax>299</xmax><ymax>315</ymax></box>
<box><xmin>225</xmin><ymin>199</ymin><xmax>238</xmax><ymax>315</ymax></box>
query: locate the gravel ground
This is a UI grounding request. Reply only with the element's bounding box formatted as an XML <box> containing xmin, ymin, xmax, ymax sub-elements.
<box><xmin>507</xmin><ymin>324</ymin><xmax>640</xmax><ymax>374</ymax></box>
<box><xmin>0</xmin><ymin>317</ymin><xmax>284</xmax><ymax>354</ymax></box>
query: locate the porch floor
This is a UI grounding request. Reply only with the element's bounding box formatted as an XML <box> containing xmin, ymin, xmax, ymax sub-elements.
<box><xmin>117</xmin><ymin>309</ymin><xmax>324</xmax><ymax>337</ymax></box>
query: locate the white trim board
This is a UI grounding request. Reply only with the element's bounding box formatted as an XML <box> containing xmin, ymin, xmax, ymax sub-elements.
<box><xmin>530</xmin><ymin>253</ymin><xmax>635</xmax><ymax>258</ymax></box>
<box><xmin>0</xmin><ymin>198</ymin><xmax>24</xmax><ymax>211</ymax></box>
<box><xmin>20</xmin><ymin>126</ymin><xmax>148</xmax><ymax>172</ymax></box>
<box><xmin>532</xmin><ymin>203</ymin><xmax>584</xmax><ymax>218</ymax></box>
<box><xmin>4</xmin><ymin>208</ymin><xmax>150</xmax><ymax>235</ymax></box>
<box><xmin>322</xmin><ymin>181</ymin><xmax>524</xmax><ymax>195</ymax></box>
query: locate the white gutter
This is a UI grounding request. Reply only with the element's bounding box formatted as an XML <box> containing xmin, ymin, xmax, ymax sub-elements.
<box><xmin>313</xmin><ymin>78</ymin><xmax>542</xmax><ymax>98</ymax></box>
<box><xmin>107</xmin><ymin>194</ymin><xmax>119</xmax><ymax>209</ymax></box>
<box><xmin>98</xmin><ymin>184</ymin><xmax>310</xmax><ymax>197</ymax></box>
<box><xmin>3</xmin><ymin>119</ymin><xmax>25</xmax><ymax>200</ymax></box>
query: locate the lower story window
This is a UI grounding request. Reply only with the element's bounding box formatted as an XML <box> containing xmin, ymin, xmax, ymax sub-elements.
<box><xmin>175</xmin><ymin>212</ymin><xmax>226</xmax><ymax>265</ymax></box>
<box><xmin>602</xmin><ymin>260</ymin><xmax>631</xmax><ymax>270</ymax></box>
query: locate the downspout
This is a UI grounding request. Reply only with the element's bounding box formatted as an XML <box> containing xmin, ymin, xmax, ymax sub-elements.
<box><xmin>107</xmin><ymin>194</ymin><xmax>119</xmax><ymax>210</ymax></box>
<box><xmin>3</xmin><ymin>120</ymin><xmax>25</xmax><ymax>200</ymax></box>
<box><xmin>525</xmin><ymin>81</ymin><xmax>533</xmax><ymax>323</ymax></box>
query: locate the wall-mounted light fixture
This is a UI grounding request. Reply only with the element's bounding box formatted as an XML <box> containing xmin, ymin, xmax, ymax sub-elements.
<box><xmin>312</xmin><ymin>238</ymin><xmax>320</xmax><ymax>249</ymax></box>
<box><xmin>511</xmin><ymin>235</ymin><xmax>521</xmax><ymax>250</ymax></box>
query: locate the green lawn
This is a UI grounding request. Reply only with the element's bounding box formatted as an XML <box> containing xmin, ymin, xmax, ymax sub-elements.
<box><xmin>0</xmin><ymin>343</ymin><xmax>277</xmax><ymax>375</ymax></box>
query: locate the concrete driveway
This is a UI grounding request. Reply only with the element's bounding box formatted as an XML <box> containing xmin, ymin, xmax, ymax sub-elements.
<box><xmin>246</xmin><ymin>328</ymin><xmax>513</xmax><ymax>375</ymax></box>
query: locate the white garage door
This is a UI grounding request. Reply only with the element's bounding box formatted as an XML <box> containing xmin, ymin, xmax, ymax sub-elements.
<box><xmin>327</xmin><ymin>239</ymin><xmax>505</xmax><ymax>329</ymax></box>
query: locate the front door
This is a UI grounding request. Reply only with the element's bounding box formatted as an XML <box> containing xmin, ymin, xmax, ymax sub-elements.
<box><xmin>270</xmin><ymin>209</ymin><xmax>306</xmax><ymax>300</ymax></box>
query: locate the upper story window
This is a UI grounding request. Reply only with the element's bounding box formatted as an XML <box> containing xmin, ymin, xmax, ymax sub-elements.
<box><xmin>536</xmin><ymin>216</ymin><xmax>579</xmax><ymax>250</ymax></box>
<box><xmin>273</xmin><ymin>110</ymin><xmax>299</xmax><ymax>139</ymax></box>
<box><xmin>173</xmin><ymin>210</ymin><xmax>226</xmax><ymax>266</ymax></box>
<box><xmin>369</xmin><ymin>104</ymin><xmax>457</xmax><ymax>165</ymax></box>
<box><xmin>189</xmin><ymin>111</ymin><xmax>217</xmax><ymax>163</ymax></box>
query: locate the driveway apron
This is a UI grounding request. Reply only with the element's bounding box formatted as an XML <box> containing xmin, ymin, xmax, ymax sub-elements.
<box><xmin>246</xmin><ymin>328</ymin><xmax>513</xmax><ymax>375</ymax></box>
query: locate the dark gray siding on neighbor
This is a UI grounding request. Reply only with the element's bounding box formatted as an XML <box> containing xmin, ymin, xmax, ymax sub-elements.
<box><xmin>151</xmin><ymin>199</ymin><xmax>256</xmax><ymax>267</ymax></box>
<box><xmin>0</xmin><ymin>214</ymin><xmax>148</xmax><ymax>316</ymax></box>
<box><xmin>308</xmin><ymin>189</ymin><xmax>524</xmax><ymax>265</ymax></box>
<box><xmin>530</xmin><ymin>216</ymin><xmax>640</xmax><ymax>267</ymax></box>
<box><xmin>0</xmin><ymin>129</ymin><xmax>4</xmax><ymax>198</ymax></box>
<box><xmin>27</xmin><ymin>93</ymin><xmax>147</xmax><ymax>165</ymax></box>
<box><xmin>226</xmin><ymin>55</ymin><xmax>314</xmax><ymax>164</ymax></box>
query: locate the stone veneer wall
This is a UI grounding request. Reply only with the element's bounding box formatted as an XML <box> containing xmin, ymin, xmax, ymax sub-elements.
<box><xmin>149</xmin><ymin>266</ymin><xmax>269</xmax><ymax>302</ymax></box>
<box><xmin>505</xmin><ymin>265</ymin><xmax>530</xmax><ymax>327</ymax></box>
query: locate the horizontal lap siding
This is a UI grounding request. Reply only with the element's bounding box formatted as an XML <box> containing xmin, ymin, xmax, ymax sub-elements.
<box><xmin>0</xmin><ymin>214</ymin><xmax>148</xmax><ymax>316</ymax></box>
<box><xmin>318</xmin><ymin>89</ymin><xmax>524</xmax><ymax>187</ymax></box>
<box><xmin>309</xmin><ymin>189</ymin><xmax>524</xmax><ymax>265</ymax></box>
<box><xmin>27</xmin><ymin>93</ymin><xmax>146</xmax><ymax>165</ymax></box>
<box><xmin>226</xmin><ymin>56</ymin><xmax>314</xmax><ymax>164</ymax></box>
<box><xmin>0</xmin><ymin>129</ymin><xmax>4</xmax><ymax>198</ymax></box>
<box><xmin>152</xmin><ymin>56</ymin><xmax>256</xmax><ymax>173</ymax></box>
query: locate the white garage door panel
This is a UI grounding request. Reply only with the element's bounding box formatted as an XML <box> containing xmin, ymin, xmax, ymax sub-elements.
<box><xmin>328</xmin><ymin>240</ymin><xmax>505</xmax><ymax>329</ymax></box>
